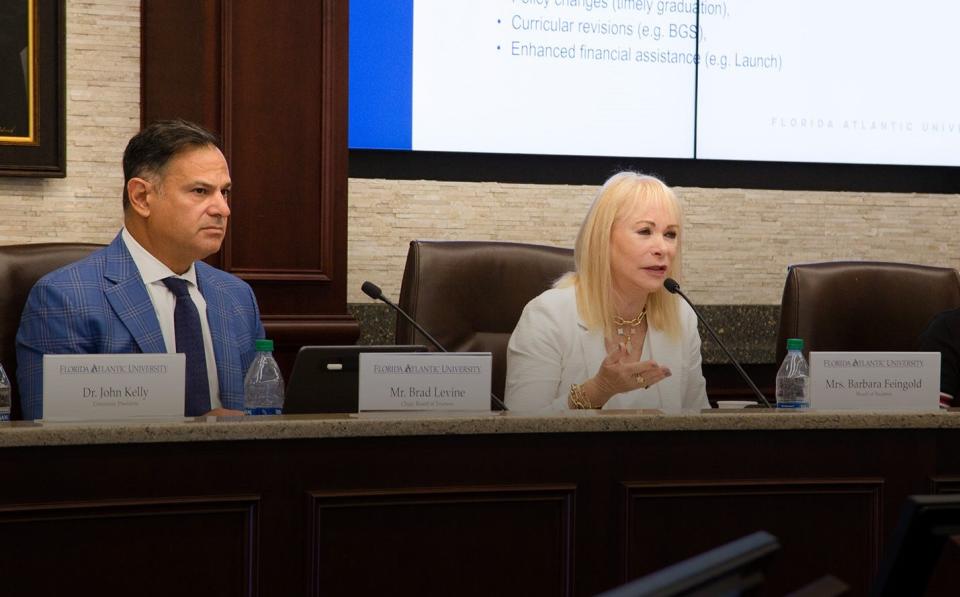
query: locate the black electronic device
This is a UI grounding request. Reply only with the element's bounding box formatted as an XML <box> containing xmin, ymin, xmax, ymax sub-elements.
<box><xmin>282</xmin><ymin>345</ymin><xmax>428</xmax><ymax>414</ymax></box>
<box><xmin>870</xmin><ymin>494</ymin><xmax>960</xmax><ymax>596</ymax></box>
<box><xmin>597</xmin><ymin>531</ymin><xmax>780</xmax><ymax>597</ymax></box>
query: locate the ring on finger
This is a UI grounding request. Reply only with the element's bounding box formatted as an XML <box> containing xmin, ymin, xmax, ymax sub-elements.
<box><xmin>635</xmin><ymin>373</ymin><xmax>646</xmax><ymax>387</ymax></box>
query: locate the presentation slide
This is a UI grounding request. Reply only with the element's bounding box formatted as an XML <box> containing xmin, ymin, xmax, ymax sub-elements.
<box><xmin>350</xmin><ymin>0</ymin><xmax>960</xmax><ymax>167</ymax></box>
<box><xmin>695</xmin><ymin>0</ymin><xmax>960</xmax><ymax>166</ymax></box>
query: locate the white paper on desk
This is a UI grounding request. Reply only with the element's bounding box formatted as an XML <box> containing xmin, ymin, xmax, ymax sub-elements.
<box><xmin>358</xmin><ymin>352</ymin><xmax>492</xmax><ymax>411</ymax></box>
<box><xmin>43</xmin><ymin>354</ymin><xmax>185</xmax><ymax>421</ymax></box>
<box><xmin>809</xmin><ymin>351</ymin><xmax>939</xmax><ymax>410</ymax></box>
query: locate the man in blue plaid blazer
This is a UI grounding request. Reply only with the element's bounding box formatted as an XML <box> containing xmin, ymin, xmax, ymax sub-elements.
<box><xmin>16</xmin><ymin>120</ymin><xmax>265</xmax><ymax>420</ymax></box>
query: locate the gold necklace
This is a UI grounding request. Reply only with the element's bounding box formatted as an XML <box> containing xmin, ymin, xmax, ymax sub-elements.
<box><xmin>614</xmin><ymin>310</ymin><xmax>646</xmax><ymax>355</ymax></box>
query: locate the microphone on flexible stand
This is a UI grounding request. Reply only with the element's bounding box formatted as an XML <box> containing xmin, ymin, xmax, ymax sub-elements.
<box><xmin>361</xmin><ymin>281</ymin><xmax>509</xmax><ymax>411</ymax></box>
<box><xmin>663</xmin><ymin>278</ymin><xmax>772</xmax><ymax>408</ymax></box>
<box><xmin>362</xmin><ymin>281</ymin><xmax>447</xmax><ymax>353</ymax></box>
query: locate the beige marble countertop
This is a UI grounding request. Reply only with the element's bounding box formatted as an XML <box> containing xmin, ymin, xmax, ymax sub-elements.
<box><xmin>1</xmin><ymin>409</ymin><xmax>959</xmax><ymax>448</ymax></box>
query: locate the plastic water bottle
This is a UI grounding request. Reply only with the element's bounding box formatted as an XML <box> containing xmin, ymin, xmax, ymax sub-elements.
<box><xmin>775</xmin><ymin>338</ymin><xmax>810</xmax><ymax>409</ymax></box>
<box><xmin>243</xmin><ymin>339</ymin><xmax>285</xmax><ymax>415</ymax></box>
<box><xmin>0</xmin><ymin>363</ymin><xmax>10</xmax><ymax>422</ymax></box>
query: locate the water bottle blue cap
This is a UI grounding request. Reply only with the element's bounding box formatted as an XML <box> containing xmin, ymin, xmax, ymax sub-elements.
<box><xmin>786</xmin><ymin>338</ymin><xmax>804</xmax><ymax>351</ymax></box>
<box><xmin>255</xmin><ymin>339</ymin><xmax>274</xmax><ymax>352</ymax></box>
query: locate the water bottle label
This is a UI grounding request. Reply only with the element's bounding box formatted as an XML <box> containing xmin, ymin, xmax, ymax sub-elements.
<box><xmin>0</xmin><ymin>410</ymin><xmax>9</xmax><ymax>422</ymax></box>
<box><xmin>775</xmin><ymin>402</ymin><xmax>809</xmax><ymax>409</ymax></box>
<box><xmin>244</xmin><ymin>407</ymin><xmax>282</xmax><ymax>416</ymax></box>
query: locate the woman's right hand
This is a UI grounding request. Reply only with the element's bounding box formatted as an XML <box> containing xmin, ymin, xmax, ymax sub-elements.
<box><xmin>583</xmin><ymin>343</ymin><xmax>672</xmax><ymax>407</ymax></box>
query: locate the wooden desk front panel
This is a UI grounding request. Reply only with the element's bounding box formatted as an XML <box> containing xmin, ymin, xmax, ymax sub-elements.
<box><xmin>0</xmin><ymin>427</ymin><xmax>952</xmax><ymax>596</ymax></box>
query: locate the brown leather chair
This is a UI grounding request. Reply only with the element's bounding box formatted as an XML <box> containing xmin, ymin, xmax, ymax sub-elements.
<box><xmin>0</xmin><ymin>242</ymin><xmax>103</xmax><ymax>419</ymax></box>
<box><xmin>775</xmin><ymin>261</ymin><xmax>960</xmax><ymax>365</ymax></box>
<box><xmin>396</xmin><ymin>240</ymin><xmax>575</xmax><ymax>401</ymax></box>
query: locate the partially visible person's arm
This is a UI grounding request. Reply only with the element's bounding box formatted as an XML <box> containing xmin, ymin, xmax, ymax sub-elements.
<box><xmin>918</xmin><ymin>309</ymin><xmax>960</xmax><ymax>406</ymax></box>
<box><xmin>16</xmin><ymin>280</ymin><xmax>97</xmax><ymax>420</ymax></box>
<box><xmin>679</xmin><ymin>302</ymin><xmax>709</xmax><ymax>410</ymax></box>
<box><xmin>505</xmin><ymin>297</ymin><xmax>567</xmax><ymax>411</ymax></box>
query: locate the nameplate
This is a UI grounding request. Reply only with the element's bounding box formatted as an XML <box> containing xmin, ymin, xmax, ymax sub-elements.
<box><xmin>43</xmin><ymin>354</ymin><xmax>185</xmax><ymax>421</ymax></box>
<box><xmin>358</xmin><ymin>352</ymin><xmax>492</xmax><ymax>411</ymax></box>
<box><xmin>808</xmin><ymin>351</ymin><xmax>940</xmax><ymax>410</ymax></box>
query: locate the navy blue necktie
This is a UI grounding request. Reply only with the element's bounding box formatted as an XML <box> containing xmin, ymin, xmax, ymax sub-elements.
<box><xmin>162</xmin><ymin>277</ymin><xmax>211</xmax><ymax>416</ymax></box>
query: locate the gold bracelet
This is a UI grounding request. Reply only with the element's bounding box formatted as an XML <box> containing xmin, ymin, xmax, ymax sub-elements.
<box><xmin>569</xmin><ymin>383</ymin><xmax>592</xmax><ymax>409</ymax></box>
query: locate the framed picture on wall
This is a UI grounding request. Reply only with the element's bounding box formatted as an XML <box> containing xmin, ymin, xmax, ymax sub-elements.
<box><xmin>0</xmin><ymin>0</ymin><xmax>65</xmax><ymax>177</ymax></box>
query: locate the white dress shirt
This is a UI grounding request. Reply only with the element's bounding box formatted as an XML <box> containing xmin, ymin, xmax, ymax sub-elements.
<box><xmin>121</xmin><ymin>228</ymin><xmax>222</xmax><ymax>408</ymax></box>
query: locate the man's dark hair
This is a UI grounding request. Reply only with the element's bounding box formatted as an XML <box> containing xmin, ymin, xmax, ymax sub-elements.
<box><xmin>122</xmin><ymin>119</ymin><xmax>221</xmax><ymax>209</ymax></box>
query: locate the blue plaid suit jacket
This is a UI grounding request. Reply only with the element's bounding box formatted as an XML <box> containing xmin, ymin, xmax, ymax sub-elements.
<box><xmin>15</xmin><ymin>233</ymin><xmax>265</xmax><ymax>420</ymax></box>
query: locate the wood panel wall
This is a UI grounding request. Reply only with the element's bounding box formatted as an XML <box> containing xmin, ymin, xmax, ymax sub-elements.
<box><xmin>140</xmin><ymin>0</ymin><xmax>358</xmax><ymax>374</ymax></box>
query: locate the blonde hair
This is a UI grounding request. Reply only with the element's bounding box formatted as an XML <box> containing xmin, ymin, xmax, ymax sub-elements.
<box><xmin>556</xmin><ymin>172</ymin><xmax>684</xmax><ymax>340</ymax></box>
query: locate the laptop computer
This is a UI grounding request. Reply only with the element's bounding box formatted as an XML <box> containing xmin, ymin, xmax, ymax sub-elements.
<box><xmin>283</xmin><ymin>345</ymin><xmax>429</xmax><ymax>414</ymax></box>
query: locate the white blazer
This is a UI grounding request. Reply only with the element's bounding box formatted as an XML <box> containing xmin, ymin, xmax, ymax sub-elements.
<box><xmin>505</xmin><ymin>286</ymin><xmax>709</xmax><ymax>412</ymax></box>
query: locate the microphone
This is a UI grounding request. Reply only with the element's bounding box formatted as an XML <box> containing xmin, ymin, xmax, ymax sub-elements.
<box><xmin>361</xmin><ymin>281</ymin><xmax>508</xmax><ymax>411</ymax></box>
<box><xmin>664</xmin><ymin>278</ymin><xmax>772</xmax><ymax>408</ymax></box>
<box><xmin>362</xmin><ymin>281</ymin><xmax>447</xmax><ymax>352</ymax></box>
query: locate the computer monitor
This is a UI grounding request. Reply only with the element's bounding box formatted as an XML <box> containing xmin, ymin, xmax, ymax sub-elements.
<box><xmin>871</xmin><ymin>494</ymin><xmax>960</xmax><ymax>596</ymax></box>
<box><xmin>283</xmin><ymin>345</ymin><xmax>428</xmax><ymax>414</ymax></box>
<box><xmin>598</xmin><ymin>531</ymin><xmax>780</xmax><ymax>597</ymax></box>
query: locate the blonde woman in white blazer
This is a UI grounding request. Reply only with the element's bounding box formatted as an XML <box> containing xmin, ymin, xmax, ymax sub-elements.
<box><xmin>505</xmin><ymin>172</ymin><xmax>709</xmax><ymax>412</ymax></box>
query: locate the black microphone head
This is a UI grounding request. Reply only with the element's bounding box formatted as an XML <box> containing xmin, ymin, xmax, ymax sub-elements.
<box><xmin>361</xmin><ymin>281</ymin><xmax>383</xmax><ymax>300</ymax></box>
<box><xmin>664</xmin><ymin>278</ymin><xmax>681</xmax><ymax>294</ymax></box>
